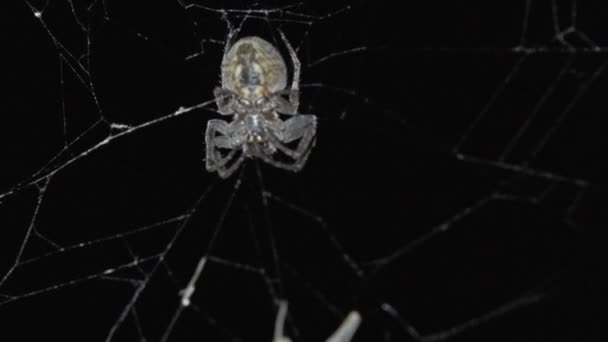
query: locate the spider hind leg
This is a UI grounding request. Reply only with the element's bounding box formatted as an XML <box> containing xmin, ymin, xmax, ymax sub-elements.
<box><xmin>205</xmin><ymin>119</ymin><xmax>245</xmax><ymax>178</ymax></box>
<box><xmin>262</xmin><ymin>114</ymin><xmax>317</xmax><ymax>171</ymax></box>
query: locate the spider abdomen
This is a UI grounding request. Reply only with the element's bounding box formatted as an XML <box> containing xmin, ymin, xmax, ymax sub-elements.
<box><xmin>221</xmin><ymin>36</ymin><xmax>288</xmax><ymax>97</ymax></box>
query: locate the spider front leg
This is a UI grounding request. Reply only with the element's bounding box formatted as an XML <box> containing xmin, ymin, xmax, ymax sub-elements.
<box><xmin>205</xmin><ymin>119</ymin><xmax>245</xmax><ymax>178</ymax></box>
<box><xmin>275</xmin><ymin>31</ymin><xmax>300</xmax><ymax>115</ymax></box>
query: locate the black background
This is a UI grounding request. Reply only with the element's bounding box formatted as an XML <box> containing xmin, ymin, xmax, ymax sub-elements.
<box><xmin>1</xmin><ymin>0</ymin><xmax>606</xmax><ymax>341</ymax></box>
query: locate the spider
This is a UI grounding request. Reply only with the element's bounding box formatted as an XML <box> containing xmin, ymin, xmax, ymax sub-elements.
<box><xmin>205</xmin><ymin>32</ymin><xmax>317</xmax><ymax>179</ymax></box>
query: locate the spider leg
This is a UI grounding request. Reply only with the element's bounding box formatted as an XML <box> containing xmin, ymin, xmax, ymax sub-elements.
<box><xmin>216</xmin><ymin>153</ymin><xmax>246</xmax><ymax>179</ymax></box>
<box><xmin>213</xmin><ymin>88</ymin><xmax>237</xmax><ymax>115</ymax></box>
<box><xmin>279</xmin><ymin>31</ymin><xmax>300</xmax><ymax>97</ymax></box>
<box><xmin>205</xmin><ymin>119</ymin><xmax>245</xmax><ymax>178</ymax></box>
<box><xmin>282</xmin><ymin>114</ymin><xmax>316</xmax><ymax>144</ymax></box>
<box><xmin>223</xmin><ymin>26</ymin><xmax>238</xmax><ymax>58</ymax></box>
<box><xmin>258</xmin><ymin>149</ymin><xmax>311</xmax><ymax>172</ymax></box>
<box><xmin>263</xmin><ymin>114</ymin><xmax>317</xmax><ymax>171</ymax></box>
<box><xmin>274</xmin><ymin>31</ymin><xmax>300</xmax><ymax>115</ymax></box>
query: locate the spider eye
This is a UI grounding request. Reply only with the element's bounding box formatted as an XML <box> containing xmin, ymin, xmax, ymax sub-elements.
<box><xmin>255</xmin><ymin>97</ymin><xmax>266</xmax><ymax>106</ymax></box>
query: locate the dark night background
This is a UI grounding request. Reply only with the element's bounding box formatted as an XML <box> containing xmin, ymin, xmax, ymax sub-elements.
<box><xmin>1</xmin><ymin>1</ymin><xmax>605</xmax><ymax>341</ymax></box>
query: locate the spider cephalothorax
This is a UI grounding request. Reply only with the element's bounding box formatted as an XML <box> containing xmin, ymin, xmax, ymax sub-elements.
<box><xmin>205</xmin><ymin>34</ymin><xmax>317</xmax><ymax>178</ymax></box>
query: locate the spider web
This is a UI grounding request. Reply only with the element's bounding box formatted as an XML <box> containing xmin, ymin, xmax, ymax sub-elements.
<box><xmin>1</xmin><ymin>0</ymin><xmax>604</xmax><ymax>341</ymax></box>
